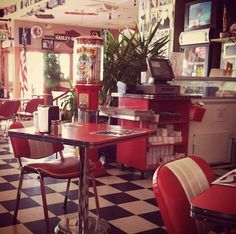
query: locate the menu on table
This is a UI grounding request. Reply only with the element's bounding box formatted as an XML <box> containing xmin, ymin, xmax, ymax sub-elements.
<box><xmin>212</xmin><ymin>169</ymin><xmax>236</xmax><ymax>187</ymax></box>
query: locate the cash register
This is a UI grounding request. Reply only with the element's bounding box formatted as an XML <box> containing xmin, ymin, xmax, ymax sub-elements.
<box><xmin>136</xmin><ymin>56</ymin><xmax>180</xmax><ymax>95</ymax></box>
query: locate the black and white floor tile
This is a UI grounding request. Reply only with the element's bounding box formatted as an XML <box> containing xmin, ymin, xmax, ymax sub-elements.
<box><xmin>0</xmin><ymin>135</ymin><xmax>232</xmax><ymax>234</ymax></box>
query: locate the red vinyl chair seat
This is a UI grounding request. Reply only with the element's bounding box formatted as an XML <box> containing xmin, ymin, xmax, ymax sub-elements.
<box><xmin>25</xmin><ymin>157</ymin><xmax>96</xmax><ymax>179</ymax></box>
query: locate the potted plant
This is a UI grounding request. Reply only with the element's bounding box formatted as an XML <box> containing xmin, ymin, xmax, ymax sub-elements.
<box><xmin>60</xmin><ymin>83</ymin><xmax>78</xmax><ymax>122</ymax></box>
<box><xmin>100</xmin><ymin>21</ymin><xmax>169</xmax><ymax>105</ymax></box>
<box><xmin>43</xmin><ymin>51</ymin><xmax>64</xmax><ymax>104</ymax></box>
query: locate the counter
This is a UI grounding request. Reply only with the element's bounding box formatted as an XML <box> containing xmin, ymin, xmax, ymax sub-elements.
<box><xmin>110</xmin><ymin>92</ymin><xmax>236</xmax><ymax>165</ymax></box>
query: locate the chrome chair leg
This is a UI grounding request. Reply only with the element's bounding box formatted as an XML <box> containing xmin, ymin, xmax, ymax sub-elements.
<box><xmin>91</xmin><ymin>174</ymin><xmax>100</xmax><ymax>218</ymax></box>
<box><xmin>13</xmin><ymin>169</ymin><xmax>25</xmax><ymax>224</ymax></box>
<box><xmin>63</xmin><ymin>179</ymin><xmax>71</xmax><ymax>208</ymax></box>
<box><xmin>39</xmin><ymin>175</ymin><xmax>51</xmax><ymax>234</ymax></box>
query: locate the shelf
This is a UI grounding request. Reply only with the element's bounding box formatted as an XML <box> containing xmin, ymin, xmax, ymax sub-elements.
<box><xmin>148</xmin><ymin>142</ymin><xmax>185</xmax><ymax>147</ymax></box>
<box><xmin>157</xmin><ymin>120</ymin><xmax>188</xmax><ymax>125</ymax></box>
<box><xmin>174</xmin><ymin>76</ymin><xmax>236</xmax><ymax>82</ymax></box>
<box><xmin>211</xmin><ymin>36</ymin><xmax>236</xmax><ymax>43</ymax></box>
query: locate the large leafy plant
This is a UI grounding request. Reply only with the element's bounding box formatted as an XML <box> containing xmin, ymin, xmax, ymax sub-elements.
<box><xmin>43</xmin><ymin>51</ymin><xmax>63</xmax><ymax>88</ymax></box>
<box><xmin>100</xmin><ymin>21</ymin><xmax>169</xmax><ymax>104</ymax></box>
<box><xmin>60</xmin><ymin>82</ymin><xmax>78</xmax><ymax>122</ymax></box>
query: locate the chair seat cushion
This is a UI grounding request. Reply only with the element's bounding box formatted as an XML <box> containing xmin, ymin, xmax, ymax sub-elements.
<box><xmin>25</xmin><ymin>157</ymin><xmax>96</xmax><ymax>179</ymax></box>
<box><xmin>0</xmin><ymin>115</ymin><xmax>11</xmax><ymax>120</ymax></box>
<box><xmin>17</xmin><ymin>111</ymin><xmax>33</xmax><ymax>118</ymax></box>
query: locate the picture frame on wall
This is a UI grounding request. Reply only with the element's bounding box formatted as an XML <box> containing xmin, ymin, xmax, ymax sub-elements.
<box><xmin>42</xmin><ymin>38</ymin><xmax>54</xmax><ymax>50</ymax></box>
<box><xmin>90</xmin><ymin>30</ymin><xmax>101</xmax><ymax>37</ymax></box>
<box><xmin>224</xmin><ymin>43</ymin><xmax>236</xmax><ymax>59</ymax></box>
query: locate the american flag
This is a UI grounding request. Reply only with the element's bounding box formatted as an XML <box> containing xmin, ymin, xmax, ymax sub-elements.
<box><xmin>19</xmin><ymin>30</ymin><xmax>28</xmax><ymax>92</ymax></box>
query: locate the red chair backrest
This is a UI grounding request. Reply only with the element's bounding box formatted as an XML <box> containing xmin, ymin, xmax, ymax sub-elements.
<box><xmin>9</xmin><ymin>121</ymin><xmax>64</xmax><ymax>159</ymax></box>
<box><xmin>25</xmin><ymin>98</ymin><xmax>44</xmax><ymax>113</ymax></box>
<box><xmin>153</xmin><ymin>156</ymin><xmax>216</xmax><ymax>234</ymax></box>
<box><xmin>0</xmin><ymin>100</ymin><xmax>20</xmax><ymax>118</ymax></box>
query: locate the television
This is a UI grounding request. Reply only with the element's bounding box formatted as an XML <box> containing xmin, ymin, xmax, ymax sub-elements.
<box><xmin>184</xmin><ymin>0</ymin><xmax>213</xmax><ymax>31</ymax></box>
<box><xmin>146</xmin><ymin>56</ymin><xmax>174</xmax><ymax>84</ymax></box>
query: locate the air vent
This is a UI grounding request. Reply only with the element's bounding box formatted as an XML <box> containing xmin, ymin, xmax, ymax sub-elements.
<box><xmin>35</xmin><ymin>14</ymin><xmax>54</xmax><ymax>19</ymax></box>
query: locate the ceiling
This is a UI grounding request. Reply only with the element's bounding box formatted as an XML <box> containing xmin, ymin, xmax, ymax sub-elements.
<box><xmin>0</xmin><ymin>0</ymin><xmax>139</xmax><ymax>30</ymax></box>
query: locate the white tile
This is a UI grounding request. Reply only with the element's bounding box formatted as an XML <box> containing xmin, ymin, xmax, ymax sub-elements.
<box><xmin>0</xmin><ymin>224</ymin><xmax>32</xmax><ymax>234</ymax></box>
<box><xmin>126</xmin><ymin>188</ymin><xmax>156</xmax><ymax>200</ymax></box>
<box><xmin>131</xmin><ymin>178</ymin><xmax>153</xmax><ymax>188</ymax></box>
<box><xmin>110</xmin><ymin>216</ymin><xmax>158</xmax><ymax>234</ymax></box>
<box><xmin>95</xmin><ymin>176</ymin><xmax>127</xmax><ymax>185</ymax></box>
<box><xmin>17</xmin><ymin>207</ymin><xmax>55</xmax><ymax>223</ymax></box>
<box><xmin>94</xmin><ymin>185</ymin><xmax>121</xmax><ymax>196</ymax></box>
<box><xmin>118</xmin><ymin>200</ymin><xmax>158</xmax><ymax>215</ymax></box>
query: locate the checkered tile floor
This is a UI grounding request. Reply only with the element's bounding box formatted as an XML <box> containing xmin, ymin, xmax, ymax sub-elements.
<box><xmin>0</xmin><ymin>135</ymin><xmax>232</xmax><ymax>234</ymax></box>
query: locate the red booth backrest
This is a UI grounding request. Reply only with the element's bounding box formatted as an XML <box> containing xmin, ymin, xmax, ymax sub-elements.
<box><xmin>153</xmin><ymin>156</ymin><xmax>216</xmax><ymax>234</ymax></box>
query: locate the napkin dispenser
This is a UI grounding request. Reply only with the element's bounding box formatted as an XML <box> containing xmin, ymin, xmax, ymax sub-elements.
<box><xmin>37</xmin><ymin>105</ymin><xmax>60</xmax><ymax>133</ymax></box>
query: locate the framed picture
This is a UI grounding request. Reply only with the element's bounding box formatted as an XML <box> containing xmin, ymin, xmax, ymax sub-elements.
<box><xmin>42</xmin><ymin>38</ymin><xmax>54</xmax><ymax>50</ymax></box>
<box><xmin>90</xmin><ymin>30</ymin><xmax>100</xmax><ymax>37</ymax></box>
<box><xmin>224</xmin><ymin>43</ymin><xmax>236</xmax><ymax>59</ymax></box>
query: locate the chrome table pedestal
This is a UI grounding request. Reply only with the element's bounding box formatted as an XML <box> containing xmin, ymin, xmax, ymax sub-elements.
<box><xmin>55</xmin><ymin>216</ymin><xmax>110</xmax><ymax>234</ymax></box>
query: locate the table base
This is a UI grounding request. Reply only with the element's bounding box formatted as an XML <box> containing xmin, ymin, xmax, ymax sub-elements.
<box><xmin>54</xmin><ymin>216</ymin><xmax>111</xmax><ymax>234</ymax></box>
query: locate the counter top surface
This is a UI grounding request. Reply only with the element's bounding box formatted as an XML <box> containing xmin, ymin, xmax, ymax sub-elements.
<box><xmin>111</xmin><ymin>93</ymin><xmax>191</xmax><ymax>100</ymax></box>
<box><xmin>111</xmin><ymin>93</ymin><xmax>236</xmax><ymax>101</ymax></box>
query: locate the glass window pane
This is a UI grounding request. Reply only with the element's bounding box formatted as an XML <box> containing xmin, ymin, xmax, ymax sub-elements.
<box><xmin>59</xmin><ymin>53</ymin><xmax>70</xmax><ymax>79</ymax></box>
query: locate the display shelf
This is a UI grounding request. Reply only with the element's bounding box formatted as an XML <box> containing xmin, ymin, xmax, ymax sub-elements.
<box><xmin>171</xmin><ymin>76</ymin><xmax>236</xmax><ymax>97</ymax></box>
<box><xmin>114</xmin><ymin>94</ymin><xmax>190</xmax><ymax>173</ymax></box>
<box><xmin>211</xmin><ymin>36</ymin><xmax>236</xmax><ymax>43</ymax></box>
<box><xmin>157</xmin><ymin>120</ymin><xmax>188</xmax><ymax>125</ymax></box>
<box><xmin>147</xmin><ymin>142</ymin><xmax>185</xmax><ymax>147</ymax></box>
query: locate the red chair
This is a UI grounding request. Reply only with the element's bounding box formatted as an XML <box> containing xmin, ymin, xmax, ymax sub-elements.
<box><xmin>17</xmin><ymin>98</ymin><xmax>44</xmax><ymax>120</ymax></box>
<box><xmin>153</xmin><ymin>156</ymin><xmax>216</xmax><ymax>234</ymax></box>
<box><xmin>9</xmin><ymin>122</ymin><xmax>100</xmax><ymax>234</ymax></box>
<box><xmin>0</xmin><ymin>100</ymin><xmax>20</xmax><ymax>135</ymax></box>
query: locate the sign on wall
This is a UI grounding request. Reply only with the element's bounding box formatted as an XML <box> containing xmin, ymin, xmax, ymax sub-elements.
<box><xmin>19</xmin><ymin>28</ymin><xmax>31</xmax><ymax>45</ymax></box>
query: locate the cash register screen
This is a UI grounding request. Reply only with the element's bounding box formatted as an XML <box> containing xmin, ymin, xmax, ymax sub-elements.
<box><xmin>147</xmin><ymin>57</ymin><xmax>174</xmax><ymax>84</ymax></box>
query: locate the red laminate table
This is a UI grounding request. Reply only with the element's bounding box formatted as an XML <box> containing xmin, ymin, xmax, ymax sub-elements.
<box><xmin>8</xmin><ymin>122</ymin><xmax>155</xmax><ymax>234</ymax></box>
<box><xmin>191</xmin><ymin>184</ymin><xmax>236</xmax><ymax>227</ymax></box>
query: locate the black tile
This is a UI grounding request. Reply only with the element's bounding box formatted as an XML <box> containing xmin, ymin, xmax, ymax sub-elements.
<box><xmin>118</xmin><ymin>173</ymin><xmax>144</xmax><ymax>181</ymax></box>
<box><xmin>2</xmin><ymin>174</ymin><xmax>20</xmax><ymax>182</ymax></box>
<box><xmin>1</xmin><ymin>197</ymin><xmax>40</xmax><ymax>211</ymax></box>
<box><xmin>22</xmin><ymin>186</ymin><xmax>55</xmax><ymax>196</ymax></box>
<box><xmin>0</xmin><ymin>212</ymin><xmax>18</xmax><ymax>227</ymax></box>
<box><xmin>60</xmin><ymin>189</ymin><xmax>78</xmax><ymax>200</ymax></box>
<box><xmin>47</xmin><ymin>201</ymin><xmax>78</xmax><ymax>216</ymax></box>
<box><xmin>101</xmin><ymin>192</ymin><xmax>138</xmax><ymax>204</ymax></box>
<box><xmin>0</xmin><ymin>182</ymin><xmax>16</xmax><ymax>191</ymax></box>
<box><xmin>0</xmin><ymin>164</ymin><xmax>14</xmax><ymax>170</ymax></box>
<box><xmin>140</xmin><ymin>211</ymin><xmax>164</xmax><ymax>226</ymax></box>
<box><xmin>137</xmin><ymin>227</ymin><xmax>167</xmax><ymax>234</ymax></box>
<box><xmin>2</xmin><ymin>158</ymin><xmax>17</xmax><ymax>163</ymax></box>
<box><xmin>72</xmin><ymin>178</ymin><xmax>105</xmax><ymax>187</ymax></box>
<box><xmin>144</xmin><ymin>198</ymin><xmax>157</xmax><ymax>206</ymax></box>
<box><xmin>24</xmin><ymin>216</ymin><xmax>60</xmax><ymax>234</ymax></box>
<box><xmin>44</xmin><ymin>177</ymin><xmax>67</xmax><ymax>185</ymax></box>
<box><xmin>99</xmin><ymin>205</ymin><xmax>133</xmax><ymax>221</ymax></box>
<box><xmin>109</xmin><ymin>223</ymin><xmax>127</xmax><ymax>234</ymax></box>
<box><xmin>111</xmin><ymin>182</ymin><xmax>143</xmax><ymax>191</ymax></box>
<box><xmin>0</xmin><ymin>151</ymin><xmax>11</xmax><ymax>155</ymax></box>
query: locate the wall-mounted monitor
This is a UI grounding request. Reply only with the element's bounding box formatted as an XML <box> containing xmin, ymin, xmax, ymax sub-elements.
<box><xmin>146</xmin><ymin>56</ymin><xmax>174</xmax><ymax>84</ymax></box>
<box><xmin>184</xmin><ymin>0</ymin><xmax>212</xmax><ymax>31</ymax></box>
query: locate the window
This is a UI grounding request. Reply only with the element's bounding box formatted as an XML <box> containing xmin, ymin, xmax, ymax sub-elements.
<box><xmin>22</xmin><ymin>52</ymin><xmax>70</xmax><ymax>98</ymax></box>
<box><xmin>26</xmin><ymin>51</ymin><xmax>44</xmax><ymax>98</ymax></box>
